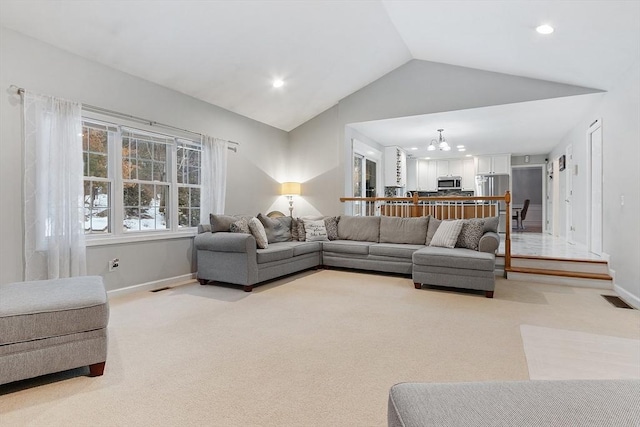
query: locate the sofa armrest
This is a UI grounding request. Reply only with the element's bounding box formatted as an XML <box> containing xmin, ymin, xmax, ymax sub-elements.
<box><xmin>478</xmin><ymin>232</ymin><xmax>500</xmax><ymax>254</ymax></box>
<box><xmin>194</xmin><ymin>232</ymin><xmax>256</xmax><ymax>253</ymax></box>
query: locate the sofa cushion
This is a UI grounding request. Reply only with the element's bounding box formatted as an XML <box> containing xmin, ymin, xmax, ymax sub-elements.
<box><xmin>0</xmin><ymin>276</ymin><xmax>108</xmax><ymax>346</ymax></box>
<box><xmin>303</xmin><ymin>219</ymin><xmax>329</xmax><ymax>242</ymax></box>
<box><xmin>258</xmin><ymin>213</ymin><xmax>292</xmax><ymax>243</ymax></box>
<box><xmin>337</xmin><ymin>216</ymin><xmax>381</xmax><ymax>242</ymax></box>
<box><xmin>379</xmin><ymin>216</ymin><xmax>428</xmax><ymax>244</ymax></box>
<box><xmin>455</xmin><ymin>218</ymin><xmax>485</xmax><ymax>250</ymax></box>
<box><xmin>369</xmin><ymin>243</ymin><xmax>425</xmax><ymax>259</ymax></box>
<box><xmin>413</xmin><ymin>246</ymin><xmax>495</xmax><ymax>271</ymax></box>
<box><xmin>249</xmin><ymin>217</ymin><xmax>269</xmax><ymax>249</ymax></box>
<box><xmin>429</xmin><ymin>220</ymin><xmax>464</xmax><ymax>248</ymax></box>
<box><xmin>425</xmin><ymin>217</ymin><xmax>441</xmax><ymax>245</ymax></box>
<box><xmin>322</xmin><ymin>240</ymin><xmax>374</xmax><ymax>255</ymax></box>
<box><xmin>483</xmin><ymin>216</ymin><xmax>499</xmax><ymax>233</ymax></box>
<box><xmin>256</xmin><ymin>245</ymin><xmax>294</xmax><ymax>263</ymax></box>
<box><xmin>291</xmin><ymin>241</ymin><xmax>322</xmax><ymax>256</ymax></box>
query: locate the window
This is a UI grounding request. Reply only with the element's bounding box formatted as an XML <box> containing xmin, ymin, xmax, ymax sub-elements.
<box><xmin>81</xmin><ymin>118</ymin><xmax>202</xmax><ymax>237</ymax></box>
<box><xmin>83</xmin><ymin>121</ymin><xmax>116</xmax><ymax>234</ymax></box>
<box><xmin>176</xmin><ymin>140</ymin><xmax>202</xmax><ymax>228</ymax></box>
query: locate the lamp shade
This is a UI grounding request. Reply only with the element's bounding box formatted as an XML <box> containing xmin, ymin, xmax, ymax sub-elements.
<box><xmin>281</xmin><ymin>182</ymin><xmax>301</xmax><ymax>196</ymax></box>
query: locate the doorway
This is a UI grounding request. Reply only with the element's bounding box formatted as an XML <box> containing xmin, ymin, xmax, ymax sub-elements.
<box><xmin>511</xmin><ymin>165</ymin><xmax>544</xmax><ymax>233</ymax></box>
<box><xmin>587</xmin><ymin>120</ymin><xmax>603</xmax><ymax>255</ymax></box>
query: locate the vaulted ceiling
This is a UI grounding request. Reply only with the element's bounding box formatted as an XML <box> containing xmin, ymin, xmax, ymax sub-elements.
<box><xmin>1</xmin><ymin>0</ymin><xmax>638</xmax><ymax>135</ymax></box>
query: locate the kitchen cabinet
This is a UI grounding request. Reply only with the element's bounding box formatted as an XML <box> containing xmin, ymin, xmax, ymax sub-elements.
<box><xmin>475</xmin><ymin>154</ymin><xmax>511</xmax><ymax>175</ymax></box>
<box><xmin>448</xmin><ymin>159</ymin><xmax>463</xmax><ymax>177</ymax></box>
<box><xmin>462</xmin><ymin>158</ymin><xmax>475</xmax><ymax>190</ymax></box>
<box><xmin>436</xmin><ymin>160</ymin><xmax>449</xmax><ymax>177</ymax></box>
<box><xmin>406</xmin><ymin>158</ymin><xmax>417</xmax><ymax>191</ymax></box>
<box><xmin>384</xmin><ymin>146</ymin><xmax>407</xmax><ymax>187</ymax></box>
<box><xmin>417</xmin><ymin>159</ymin><xmax>437</xmax><ymax>191</ymax></box>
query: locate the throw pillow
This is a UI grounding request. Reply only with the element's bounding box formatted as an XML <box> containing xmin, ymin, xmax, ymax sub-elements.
<box><xmin>210</xmin><ymin>214</ymin><xmax>239</xmax><ymax>232</ymax></box>
<box><xmin>257</xmin><ymin>213</ymin><xmax>292</xmax><ymax>243</ymax></box>
<box><xmin>297</xmin><ymin>218</ymin><xmax>306</xmax><ymax>242</ymax></box>
<box><xmin>429</xmin><ymin>220</ymin><xmax>464</xmax><ymax>248</ymax></box>
<box><xmin>248</xmin><ymin>217</ymin><xmax>269</xmax><ymax>249</ymax></box>
<box><xmin>483</xmin><ymin>216</ymin><xmax>499</xmax><ymax>233</ymax></box>
<box><xmin>303</xmin><ymin>219</ymin><xmax>329</xmax><ymax>242</ymax></box>
<box><xmin>425</xmin><ymin>217</ymin><xmax>442</xmax><ymax>246</ymax></box>
<box><xmin>230</xmin><ymin>217</ymin><xmax>250</xmax><ymax>234</ymax></box>
<box><xmin>291</xmin><ymin>218</ymin><xmax>299</xmax><ymax>241</ymax></box>
<box><xmin>455</xmin><ymin>218</ymin><xmax>485</xmax><ymax>250</ymax></box>
<box><xmin>324</xmin><ymin>216</ymin><xmax>339</xmax><ymax>240</ymax></box>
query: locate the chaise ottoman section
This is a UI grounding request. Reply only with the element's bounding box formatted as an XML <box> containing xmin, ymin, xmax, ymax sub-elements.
<box><xmin>0</xmin><ymin>276</ymin><xmax>109</xmax><ymax>385</ymax></box>
<box><xmin>412</xmin><ymin>246</ymin><xmax>496</xmax><ymax>297</ymax></box>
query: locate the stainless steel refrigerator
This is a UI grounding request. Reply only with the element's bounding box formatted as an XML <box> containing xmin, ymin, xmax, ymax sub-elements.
<box><xmin>476</xmin><ymin>174</ymin><xmax>510</xmax><ymax>232</ymax></box>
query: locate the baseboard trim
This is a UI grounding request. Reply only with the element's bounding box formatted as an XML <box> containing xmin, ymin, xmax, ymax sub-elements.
<box><xmin>107</xmin><ymin>273</ymin><xmax>196</xmax><ymax>298</ymax></box>
<box><xmin>614</xmin><ymin>283</ymin><xmax>640</xmax><ymax>310</ymax></box>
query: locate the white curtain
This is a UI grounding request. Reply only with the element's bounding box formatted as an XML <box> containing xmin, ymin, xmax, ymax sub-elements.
<box><xmin>201</xmin><ymin>135</ymin><xmax>228</xmax><ymax>217</ymax></box>
<box><xmin>23</xmin><ymin>91</ymin><xmax>86</xmax><ymax>280</ymax></box>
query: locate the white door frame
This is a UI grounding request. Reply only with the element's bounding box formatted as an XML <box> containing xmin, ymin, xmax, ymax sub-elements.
<box><xmin>565</xmin><ymin>145</ymin><xmax>574</xmax><ymax>243</ymax></box>
<box><xmin>511</xmin><ymin>164</ymin><xmax>545</xmax><ymax>233</ymax></box>
<box><xmin>586</xmin><ymin>119</ymin><xmax>603</xmax><ymax>255</ymax></box>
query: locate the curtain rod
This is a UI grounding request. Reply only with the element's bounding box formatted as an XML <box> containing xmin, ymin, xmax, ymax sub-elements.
<box><xmin>12</xmin><ymin>85</ymin><xmax>239</xmax><ymax>152</ymax></box>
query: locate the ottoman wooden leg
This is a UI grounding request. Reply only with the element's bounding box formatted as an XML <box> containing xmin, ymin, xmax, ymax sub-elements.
<box><xmin>88</xmin><ymin>361</ymin><xmax>106</xmax><ymax>377</ymax></box>
<box><xmin>243</xmin><ymin>285</ymin><xmax>253</xmax><ymax>292</ymax></box>
<box><xmin>414</xmin><ymin>282</ymin><xmax>422</xmax><ymax>289</ymax></box>
<box><xmin>485</xmin><ymin>291</ymin><xmax>494</xmax><ymax>298</ymax></box>
<box><xmin>198</xmin><ymin>278</ymin><xmax>208</xmax><ymax>285</ymax></box>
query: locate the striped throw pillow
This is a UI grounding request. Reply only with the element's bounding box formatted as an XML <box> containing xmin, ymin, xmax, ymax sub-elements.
<box><xmin>429</xmin><ymin>220</ymin><xmax>464</xmax><ymax>248</ymax></box>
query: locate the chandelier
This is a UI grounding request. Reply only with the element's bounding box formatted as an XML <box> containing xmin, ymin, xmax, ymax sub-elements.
<box><xmin>427</xmin><ymin>129</ymin><xmax>451</xmax><ymax>151</ymax></box>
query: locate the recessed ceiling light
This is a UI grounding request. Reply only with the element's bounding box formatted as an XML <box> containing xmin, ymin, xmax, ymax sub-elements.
<box><xmin>536</xmin><ymin>24</ymin><xmax>554</xmax><ymax>35</ymax></box>
<box><xmin>465</xmin><ymin>154</ymin><xmax>472</xmax><ymax>157</ymax></box>
<box><xmin>410</xmin><ymin>147</ymin><xmax>418</xmax><ymax>151</ymax></box>
<box><xmin>456</xmin><ymin>145</ymin><xmax>465</xmax><ymax>149</ymax></box>
<box><xmin>458</xmin><ymin>148</ymin><xmax>466</xmax><ymax>152</ymax></box>
<box><xmin>272</xmin><ymin>79</ymin><xmax>284</xmax><ymax>88</ymax></box>
<box><xmin>367</xmin><ymin>151</ymin><xmax>375</xmax><ymax>155</ymax></box>
<box><xmin>423</xmin><ymin>157</ymin><xmax>431</xmax><ymax>160</ymax></box>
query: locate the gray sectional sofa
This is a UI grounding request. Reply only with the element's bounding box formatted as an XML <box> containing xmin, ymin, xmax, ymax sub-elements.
<box><xmin>194</xmin><ymin>214</ymin><xmax>500</xmax><ymax>296</ymax></box>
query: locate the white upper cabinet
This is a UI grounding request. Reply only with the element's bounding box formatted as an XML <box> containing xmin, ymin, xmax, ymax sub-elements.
<box><xmin>417</xmin><ymin>159</ymin><xmax>437</xmax><ymax>191</ymax></box>
<box><xmin>406</xmin><ymin>158</ymin><xmax>417</xmax><ymax>191</ymax></box>
<box><xmin>475</xmin><ymin>154</ymin><xmax>511</xmax><ymax>175</ymax></box>
<box><xmin>462</xmin><ymin>158</ymin><xmax>475</xmax><ymax>190</ymax></box>
<box><xmin>384</xmin><ymin>146</ymin><xmax>407</xmax><ymax>187</ymax></box>
<box><xmin>448</xmin><ymin>159</ymin><xmax>463</xmax><ymax>177</ymax></box>
<box><xmin>436</xmin><ymin>160</ymin><xmax>449</xmax><ymax>177</ymax></box>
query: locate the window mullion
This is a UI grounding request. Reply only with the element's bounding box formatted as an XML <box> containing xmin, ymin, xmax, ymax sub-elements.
<box><xmin>169</xmin><ymin>140</ymin><xmax>178</xmax><ymax>231</ymax></box>
<box><xmin>113</xmin><ymin>129</ymin><xmax>124</xmax><ymax>236</ymax></box>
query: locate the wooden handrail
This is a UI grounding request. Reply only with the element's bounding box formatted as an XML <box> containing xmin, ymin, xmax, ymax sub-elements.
<box><xmin>340</xmin><ymin>191</ymin><xmax>511</xmax><ymax>277</ymax></box>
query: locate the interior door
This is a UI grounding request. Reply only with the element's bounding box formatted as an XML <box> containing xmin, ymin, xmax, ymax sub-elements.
<box><xmin>546</xmin><ymin>162</ymin><xmax>553</xmax><ymax>234</ymax></box>
<box><xmin>588</xmin><ymin>122</ymin><xmax>603</xmax><ymax>254</ymax></box>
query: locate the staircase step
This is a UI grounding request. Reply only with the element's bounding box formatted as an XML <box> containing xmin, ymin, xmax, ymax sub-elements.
<box><xmin>510</xmin><ymin>255</ymin><xmax>609</xmax><ymax>275</ymax></box>
<box><xmin>506</xmin><ymin>267</ymin><xmax>613</xmax><ymax>289</ymax></box>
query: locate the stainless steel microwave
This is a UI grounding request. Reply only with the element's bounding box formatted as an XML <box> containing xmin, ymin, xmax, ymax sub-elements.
<box><xmin>437</xmin><ymin>176</ymin><xmax>462</xmax><ymax>190</ymax></box>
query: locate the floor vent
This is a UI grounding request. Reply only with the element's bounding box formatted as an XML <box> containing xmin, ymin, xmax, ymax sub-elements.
<box><xmin>602</xmin><ymin>295</ymin><xmax>635</xmax><ymax>309</ymax></box>
<box><xmin>150</xmin><ymin>286</ymin><xmax>171</xmax><ymax>293</ymax></box>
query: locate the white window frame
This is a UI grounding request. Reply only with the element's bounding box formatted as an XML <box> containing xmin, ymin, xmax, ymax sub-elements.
<box><xmin>82</xmin><ymin>112</ymin><xmax>201</xmax><ymax>246</ymax></box>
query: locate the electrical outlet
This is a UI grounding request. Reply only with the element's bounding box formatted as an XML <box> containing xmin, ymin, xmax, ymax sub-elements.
<box><xmin>109</xmin><ymin>258</ymin><xmax>119</xmax><ymax>272</ymax></box>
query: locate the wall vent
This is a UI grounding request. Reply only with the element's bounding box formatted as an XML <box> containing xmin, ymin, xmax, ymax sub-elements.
<box><xmin>602</xmin><ymin>295</ymin><xmax>635</xmax><ymax>309</ymax></box>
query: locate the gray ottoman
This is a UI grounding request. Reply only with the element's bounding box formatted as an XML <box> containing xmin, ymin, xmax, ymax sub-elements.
<box><xmin>388</xmin><ymin>380</ymin><xmax>640</xmax><ymax>427</ymax></box>
<box><xmin>0</xmin><ymin>276</ymin><xmax>109</xmax><ymax>385</ymax></box>
<box><xmin>412</xmin><ymin>246</ymin><xmax>496</xmax><ymax>298</ymax></box>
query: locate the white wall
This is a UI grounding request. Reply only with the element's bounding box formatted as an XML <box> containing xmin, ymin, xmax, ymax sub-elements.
<box><xmin>289</xmin><ymin>59</ymin><xmax>603</xmax><ymax>218</ymax></box>
<box><xmin>550</xmin><ymin>58</ymin><xmax>640</xmax><ymax>304</ymax></box>
<box><xmin>0</xmin><ymin>27</ymin><xmax>289</xmax><ymax>289</ymax></box>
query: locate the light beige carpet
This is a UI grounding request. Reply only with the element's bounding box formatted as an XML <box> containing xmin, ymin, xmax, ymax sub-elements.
<box><xmin>521</xmin><ymin>324</ymin><xmax>640</xmax><ymax>380</ymax></box>
<box><xmin>1</xmin><ymin>271</ymin><xmax>639</xmax><ymax>426</ymax></box>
